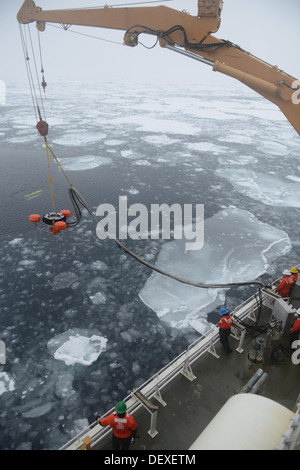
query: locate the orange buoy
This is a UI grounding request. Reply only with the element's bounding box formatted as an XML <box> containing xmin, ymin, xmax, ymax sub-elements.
<box><xmin>29</xmin><ymin>214</ymin><xmax>41</xmax><ymax>223</ymax></box>
<box><xmin>60</xmin><ymin>210</ymin><xmax>71</xmax><ymax>218</ymax></box>
<box><xmin>54</xmin><ymin>221</ymin><xmax>67</xmax><ymax>231</ymax></box>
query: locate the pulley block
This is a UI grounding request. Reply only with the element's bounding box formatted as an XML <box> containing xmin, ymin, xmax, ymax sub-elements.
<box><xmin>36</xmin><ymin>119</ymin><xmax>48</xmax><ymax>136</ymax></box>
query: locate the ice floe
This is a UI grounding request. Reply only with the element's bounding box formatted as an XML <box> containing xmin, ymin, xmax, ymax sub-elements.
<box><xmin>187</xmin><ymin>141</ymin><xmax>229</xmax><ymax>155</ymax></box>
<box><xmin>139</xmin><ymin>207</ymin><xmax>291</xmax><ymax>330</ymax></box>
<box><xmin>142</xmin><ymin>135</ymin><xmax>180</xmax><ymax>146</ymax></box>
<box><xmin>259</xmin><ymin>140</ymin><xmax>289</xmax><ymax>156</ymax></box>
<box><xmin>59</xmin><ymin>155</ymin><xmax>112</xmax><ymax>171</ymax></box>
<box><xmin>22</xmin><ymin>402</ymin><xmax>55</xmax><ymax>419</ymax></box>
<box><xmin>111</xmin><ymin>115</ymin><xmax>199</xmax><ymax>135</ymax></box>
<box><xmin>50</xmin><ymin>272</ymin><xmax>79</xmax><ymax>289</ymax></box>
<box><xmin>104</xmin><ymin>139</ymin><xmax>126</xmax><ymax>146</ymax></box>
<box><xmin>53</xmin><ymin>132</ymin><xmax>106</xmax><ymax>146</ymax></box>
<box><xmin>215</xmin><ymin>168</ymin><xmax>300</xmax><ymax>208</ymax></box>
<box><xmin>47</xmin><ymin>329</ymin><xmax>107</xmax><ymax>366</ymax></box>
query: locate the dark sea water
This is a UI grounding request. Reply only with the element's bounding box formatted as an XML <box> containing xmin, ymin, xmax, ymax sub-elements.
<box><xmin>0</xmin><ymin>81</ymin><xmax>299</xmax><ymax>449</ymax></box>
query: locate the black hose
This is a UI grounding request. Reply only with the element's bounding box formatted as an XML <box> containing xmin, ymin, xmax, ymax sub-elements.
<box><xmin>67</xmin><ymin>186</ymin><xmax>266</xmax><ymax>290</ymax></box>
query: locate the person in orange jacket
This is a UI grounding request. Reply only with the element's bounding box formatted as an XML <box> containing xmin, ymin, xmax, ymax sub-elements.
<box><xmin>290</xmin><ymin>309</ymin><xmax>300</xmax><ymax>347</ymax></box>
<box><xmin>275</xmin><ymin>270</ymin><xmax>294</xmax><ymax>298</ymax></box>
<box><xmin>217</xmin><ymin>307</ymin><xmax>233</xmax><ymax>353</ymax></box>
<box><xmin>98</xmin><ymin>401</ymin><xmax>137</xmax><ymax>450</ymax></box>
<box><xmin>290</xmin><ymin>267</ymin><xmax>299</xmax><ymax>285</ymax></box>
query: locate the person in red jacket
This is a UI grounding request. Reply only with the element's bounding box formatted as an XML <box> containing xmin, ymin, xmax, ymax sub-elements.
<box><xmin>217</xmin><ymin>307</ymin><xmax>233</xmax><ymax>353</ymax></box>
<box><xmin>275</xmin><ymin>270</ymin><xmax>294</xmax><ymax>298</ymax></box>
<box><xmin>290</xmin><ymin>310</ymin><xmax>300</xmax><ymax>347</ymax></box>
<box><xmin>98</xmin><ymin>401</ymin><xmax>137</xmax><ymax>450</ymax></box>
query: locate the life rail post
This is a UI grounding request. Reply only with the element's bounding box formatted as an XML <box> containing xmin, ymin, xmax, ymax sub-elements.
<box><xmin>131</xmin><ymin>387</ymin><xmax>159</xmax><ymax>438</ymax></box>
<box><xmin>231</xmin><ymin>320</ymin><xmax>246</xmax><ymax>354</ymax></box>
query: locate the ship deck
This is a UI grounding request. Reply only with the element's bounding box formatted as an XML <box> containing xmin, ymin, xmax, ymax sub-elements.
<box><xmin>101</xmin><ymin>314</ymin><xmax>299</xmax><ymax>451</ymax></box>
<box><xmin>62</xmin><ymin>287</ymin><xmax>300</xmax><ymax>451</ymax></box>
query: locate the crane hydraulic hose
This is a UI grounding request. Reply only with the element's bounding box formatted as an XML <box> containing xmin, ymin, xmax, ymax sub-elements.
<box><xmin>68</xmin><ymin>186</ymin><xmax>266</xmax><ymax>290</ymax></box>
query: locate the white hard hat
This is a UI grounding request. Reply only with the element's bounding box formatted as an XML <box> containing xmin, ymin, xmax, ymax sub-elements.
<box><xmin>283</xmin><ymin>270</ymin><xmax>291</xmax><ymax>276</ymax></box>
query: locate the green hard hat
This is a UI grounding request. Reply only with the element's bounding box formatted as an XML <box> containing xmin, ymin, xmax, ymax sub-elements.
<box><xmin>115</xmin><ymin>401</ymin><xmax>127</xmax><ymax>414</ymax></box>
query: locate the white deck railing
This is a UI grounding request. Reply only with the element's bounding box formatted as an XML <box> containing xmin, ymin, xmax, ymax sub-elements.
<box><xmin>60</xmin><ymin>289</ymin><xmax>267</xmax><ymax>450</ymax></box>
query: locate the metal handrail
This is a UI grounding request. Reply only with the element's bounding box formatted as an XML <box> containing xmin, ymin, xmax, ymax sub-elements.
<box><xmin>60</xmin><ymin>290</ymin><xmax>264</xmax><ymax>450</ymax></box>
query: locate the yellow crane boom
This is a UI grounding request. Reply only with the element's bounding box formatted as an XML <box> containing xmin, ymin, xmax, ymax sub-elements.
<box><xmin>17</xmin><ymin>0</ymin><xmax>300</xmax><ymax>135</ymax></box>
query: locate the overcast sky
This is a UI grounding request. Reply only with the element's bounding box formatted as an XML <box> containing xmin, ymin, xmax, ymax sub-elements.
<box><xmin>1</xmin><ymin>0</ymin><xmax>300</xmax><ymax>87</ymax></box>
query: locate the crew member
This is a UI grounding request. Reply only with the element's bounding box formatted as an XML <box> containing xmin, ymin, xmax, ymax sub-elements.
<box><xmin>98</xmin><ymin>401</ymin><xmax>137</xmax><ymax>450</ymax></box>
<box><xmin>289</xmin><ymin>267</ymin><xmax>299</xmax><ymax>298</ymax></box>
<box><xmin>275</xmin><ymin>270</ymin><xmax>293</xmax><ymax>298</ymax></box>
<box><xmin>290</xmin><ymin>309</ymin><xmax>300</xmax><ymax>348</ymax></box>
<box><xmin>290</xmin><ymin>267</ymin><xmax>299</xmax><ymax>285</ymax></box>
<box><xmin>217</xmin><ymin>307</ymin><xmax>233</xmax><ymax>353</ymax></box>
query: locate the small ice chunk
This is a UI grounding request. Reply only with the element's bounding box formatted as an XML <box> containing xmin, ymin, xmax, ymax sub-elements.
<box><xmin>121</xmin><ymin>150</ymin><xmax>139</xmax><ymax>159</ymax></box>
<box><xmin>19</xmin><ymin>259</ymin><xmax>36</xmax><ymax>267</ymax></box>
<box><xmin>55</xmin><ymin>373</ymin><xmax>75</xmax><ymax>399</ymax></box>
<box><xmin>89</xmin><ymin>292</ymin><xmax>106</xmax><ymax>305</ymax></box>
<box><xmin>9</xmin><ymin>238</ymin><xmax>24</xmax><ymax>246</ymax></box>
<box><xmin>125</xmin><ymin>187</ymin><xmax>140</xmax><ymax>195</ymax></box>
<box><xmin>16</xmin><ymin>443</ymin><xmax>33</xmax><ymax>450</ymax></box>
<box><xmin>120</xmin><ymin>331</ymin><xmax>132</xmax><ymax>343</ymax></box>
<box><xmin>51</xmin><ymin>272</ymin><xmax>79</xmax><ymax>289</ymax></box>
<box><xmin>90</xmin><ymin>260</ymin><xmax>108</xmax><ymax>271</ymax></box>
<box><xmin>132</xmin><ymin>361</ymin><xmax>141</xmax><ymax>374</ymax></box>
<box><xmin>0</xmin><ymin>372</ymin><xmax>15</xmax><ymax>395</ymax></box>
<box><xmin>104</xmin><ymin>139</ymin><xmax>125</xmax><ymax>146</ymax></box>
<box><xmin>73</xmin><ymin>418</ymin><xmax>89</xmax><ymax>434</ymax></box>
<box><xmin>22</xmin><ymin>402</ymin><xmax>55</xmax><ymax>418</ymax></box>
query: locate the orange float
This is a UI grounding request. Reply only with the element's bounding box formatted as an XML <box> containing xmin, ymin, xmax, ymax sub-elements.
<box><xmin>54</xmin><ymin>221</ymin><xmax>67</xmax><ymax>231</ymax></box>
<box><xmin>29</xmin><ymin>214</ymin><xmax>41</xmax><ymax>223</ymax></box>
<box><xmin>60</xmin><ymin>210</ymin><xmax>71</xmax><ymax>218</ymax></box>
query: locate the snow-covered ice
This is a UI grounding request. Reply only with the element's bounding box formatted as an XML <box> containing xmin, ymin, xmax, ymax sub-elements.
<box><xmin>48</xmin><ymin>329</ymin><xmax>108</xmax><ymax>366</ymax></box>
<box><xmin>139</xmin><ymin>207</ymin><xmax>291</xmax><ymax>329</ymax></box>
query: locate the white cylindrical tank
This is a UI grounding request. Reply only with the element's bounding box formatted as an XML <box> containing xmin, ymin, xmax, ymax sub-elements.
<box><xmin>189</xmin><ymin>393</ymin><xmax>294</xmax><ymax>450</ymax></box>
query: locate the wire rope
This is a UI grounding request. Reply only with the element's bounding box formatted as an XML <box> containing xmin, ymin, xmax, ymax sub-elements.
<box><xmin>19</xmin><ymin>16</ymin><xmax>266</xmax><ymax>293</ymax></box>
